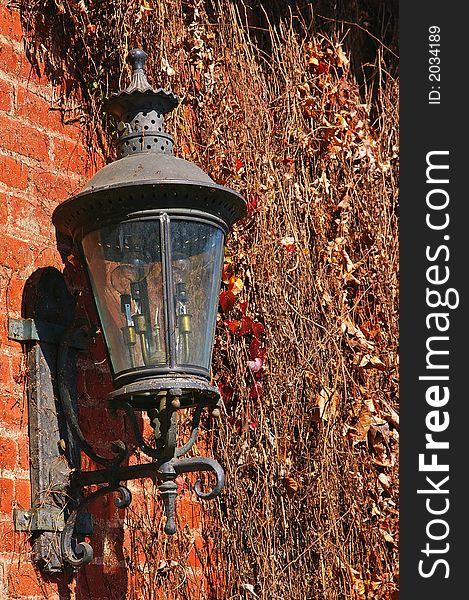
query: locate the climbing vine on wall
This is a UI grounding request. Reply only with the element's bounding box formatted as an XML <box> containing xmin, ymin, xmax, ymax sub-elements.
<box><xmin>13</xmin><ymin>1</ymin><xmax>399</xmax><ymax>598</ymax></box>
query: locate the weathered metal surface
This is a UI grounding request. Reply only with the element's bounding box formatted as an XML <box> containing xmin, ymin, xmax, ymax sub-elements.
<box><xmin>13</xmin><ymin>507</ymin><xmax>65</xmax><ymax>532</ymax></box>
<box><xmin>12</xmin><ymin>267</ymin><xmax>82</xmax><ymax>572</ymax></box>
<box><xmin>8</xmin><ymin>317</ymin><xmax>63</xmax><ymax>344</ymax></box>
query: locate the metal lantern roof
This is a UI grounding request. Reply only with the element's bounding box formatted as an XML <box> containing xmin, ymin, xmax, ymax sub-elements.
<box><xmin>52</xmin><ymin>48</ymin><xmax>246</xmax><ymax>239</ymax></box>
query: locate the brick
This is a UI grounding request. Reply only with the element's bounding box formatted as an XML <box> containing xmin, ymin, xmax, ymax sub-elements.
<box><xmin>178</xmin><ymin>495</ymin><xmax>202</xmax><ymax>530</ymax></box>
<box><xmin>51</xmin><ymin>135</ymin><xmax>91</xmax><ymax>177</ymax></box>
<box><xmin>0</xmin><ymin>521</ymin><xmax>22</xmax><ymax>554</ymax></box>
<box><xmin>15</xmin><ymin>84</ymin><xmax>64</xmax><ymax>132</ymax></box>
<box><xmin>0</xmin><ymin>351</ymin><xmax>12</xmax><ymax>387</ymax></box>
<box><xmin>0</xmin><ymin>40</ymin><xmax>32</xmax><ymax>82</ymax></box>
<box><xmin>77</xmin><ymin>564</ymin><xmax>128</xmax><ymax>599</ymax></box>
<box><xmin>16</xmin><ymin>434</ymin><xmax>29</xmax><ymax>472</ymax></box>
<box><xmin>0</xmin><ymin>77</ymin><xmax>12</xmax><ymax>111</ymax></box>
<box><xmin>0</xmin><ymin>192</ymin><xmax>7</xmax><ymax>224</ymax></box>
<box><xmin>98</xmin><ymin>525</ymin><xmax>126</xmax><ymax>572</ymax></box>
<box><xmin>0</xmin><ymin>393</ymin><xmax>25</xmax><ymax>431</ymax></box>
<box><xmin>0</xmin><ymin>5</ymin><xmax>24</xmax><ymax>43</ymax></box>
<box><xmin>0</xmin><ymin>478</ymin><xmax>14</xmax><ymax>514</ymax></box>
<box><xmin>4</xmin><ymin>561</ymin><xmax>54</xmax><ymax>598</ymax></box>
<box><xmin>81</xmin><ymin>367</ymin><xmax>113</xmax><ymax>401</ymax></box>
<box><xmin>6</xmin><ymin>194</ymin><xmax>46</xmax><ymax>238</ymax></box>
<box><xmin>31</xmin><ymin>169</ymin><xmax>82</xmax><ymax>202</ymax></box>
<box><xmin>87</xmin><ymin>494</ymin><xmax>121</xmax><ymax>524</ymax></box>
<box><xmin>0</xmin><ymin>235</ymin><xmax>33</xmax><ymax>270</ymax></box>
<box><xmin>78</xmin><ymin>406</ymin><xmax>125</xmax><ymax>446</ymax></box>
<box><xmin>0</xmin><ymin>38</ymin><xmax>50</xmax><ymax>88</ymax></box>
<box><xmin>0</xmin><ymin>437</ymin><xmax>17</xmax><ymax>470</ymax></box>
<box><xmin>34</xmin><ymin>245</ymin><xmax>62</xmax><ymax>270</ymax></box>
<box><xmin>0</xmin><ymin>113</ymin><xmax>50</xmax><ymax>163</ymax></box>
<box><xmin>13</xmin><ymin>478</ymin><xmax>30</xmax><ymax>510</ymax></box>
<box><xmin>0</xmin><ymin>154</ymin><xmax>29</xmax><ymax>190</ymax></box>
<box><xmin>0</xmin><ymin>272</ymin><xmax>28</xmax><ymax>319</ymax></box>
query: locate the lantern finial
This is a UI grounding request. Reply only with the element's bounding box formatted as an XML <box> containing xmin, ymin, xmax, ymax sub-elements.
<box><xmin>124</xmin><ymin>48</ymin><xmax>151</xmax><ymax>93</ymax></box>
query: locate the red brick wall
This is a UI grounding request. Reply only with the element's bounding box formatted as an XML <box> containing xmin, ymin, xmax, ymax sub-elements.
<box><xmin>0</xmin><ymin>2</ymin><xmax>125</xmax><ymax>597</ymax></box>
<box><xmin>0</xmin><ymin>4</ymin><xmax>211</xmax><ymax>599</ymax></box>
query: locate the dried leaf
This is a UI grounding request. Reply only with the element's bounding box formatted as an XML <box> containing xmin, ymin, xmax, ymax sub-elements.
<box><xmin>66</xmin><ymin>253</ymin><xmax>78</xmax><ymax>267</ymax></box>
<box><xmin>348</xmin><ymin>566</ymin><xmax>366</xmax><ymax>600</ymax></box>
<box><xmin>380</xmin><ymin>528</ymin><xmax>396</xmax><ymax>545</ymax></box>
<box><xmin>228</xmin><ymin>276</ymin><xmax>243</xmax><ymax>295</ymax></box>
<box><xmin>161</xmin><ymin>57</ymin><xmax>175</xmax><ymax>77</ymax></box>
<box><xmin>336</xmin><ymin>44</ymin><xmax>350</xmax><ymax>67</ymax></box>
<box><xmin>358</xmin><ymin>354</ymin><xmax>386</xmax><ymax>371</ymax></box>
<box><xmin>156</xmin><ymin>559</ymin><xmax>178</xmax><ymax>574</ymax></box>
<box><xmin>352</xmin><ymin>404</ymin><xmax>373</xmax><ymax>443</ymax></box>
<box><xmin>315</xmin><ymin>387</ymin><xmax>339</xmax><ymax>421</ymax></box>
<box><xmin>140</xmin><ymin>0</ymin><xmax>154</xmax><ymax>10</ymax></box>
<box><xmin>241</xmin><ymin>583</ymin><xmax>258</xmax><ymax>598</ymax></box>
<box><xmin>283</xmin><ymin>475</ymin><xmax>300</xmax><ymax>497</ymax></box>
<box><xmin>378</xmin><ymin>472</ymin><xmax>391</xmax><ymax>490</ymax></box>
<box><xmin>341</xmin><ymin>317</ymin><xmax>375</xmax><ymax>351</ymax></box>
<box><xmin>54</xmin><ymin>0</ymin><xmax>65</xmax><ymax>13</ymax></box>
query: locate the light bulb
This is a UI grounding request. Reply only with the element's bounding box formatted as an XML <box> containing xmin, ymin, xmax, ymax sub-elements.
<box><xmin>110</xmin><ymin>257</ymin><xmax>148</xmax><ymax>295</ymax></box>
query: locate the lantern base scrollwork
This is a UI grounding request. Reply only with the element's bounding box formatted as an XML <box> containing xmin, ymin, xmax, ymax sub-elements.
<box><xmin>55</xmin><ymin>321</ymin><xmax>225</xmax><ymax>570</ymax></box>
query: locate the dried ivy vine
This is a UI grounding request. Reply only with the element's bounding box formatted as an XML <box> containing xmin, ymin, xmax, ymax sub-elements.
<box><xmin>12</xmin><ymin>1</ymin><xmax>399</xmax><ymax>598</ymax></box>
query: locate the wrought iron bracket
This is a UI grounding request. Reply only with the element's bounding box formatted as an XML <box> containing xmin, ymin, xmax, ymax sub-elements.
<box><xmin>8</xmin><ymin>316</ymin><xmax>88</xmax><ymax>349</ymax></box>
<box><xmin>10</xmin><ymin>267</ymin><xmax>225</xmax><ymax>573</ymax></box>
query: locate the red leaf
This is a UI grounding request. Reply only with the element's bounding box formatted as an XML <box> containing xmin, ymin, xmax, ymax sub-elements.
<box><xmin>220</xmin><ymin>290</ymin><xmax>236</xmax><ymax>312</ymax></box>
<box><xmin>175</xmin><ymin>475</ymin><xmax>188</xmax><ymax>493</ymax></box>
<box><xmin>249</xmin><ymin>337</ymin><xmax>265</xmax><ymax>360</ymax></box>
<box><xmin>218</xmin><ymin>383</ymin><xmax>234</xmax><ymax>402</ymax></box>
<box><xmin>238</xmin><ymin>300</ymin><xmax>248</xmax><ymax>314</ymax></box>
<box><xmin>316</xmin><ymin>62</ymin><xmax>329</xmax><ymax>74</ymax></box>
<box><xmin>238</xmin><ymin>316</ymin><xmax>253</xmax><ymax>336</ymax></box>
<box><xmin>280</xmin><ymin>236</ymin><xmax>297</xmax><ymax>254</ymax></box>
<box><xmin>247</xmin><ymin>194</ymin><xmax>259</xmax><ymax>214</ymax></box>
<box><xmin>224</xmin><ymin>319</ymin><xmax>240</xmax><ymax>333</ymax></box>
<box><xmin>222</xmin><ymin>262</ymin><xmax>234</xmax><ymax>284</ymax></box>
<box><xmin>252</xmin><ymin>321</ymin><xmax>265</xmax><ymax>338</ymax></box>
<box><xmin>228</xmin><ymin>416</ymin><xmax>242</xmax><ymax>433</ymax></box>
<box><xmin>249</xmin><ymin>382</ymin><xmax>263</xmax><ymax>398</ymax></box>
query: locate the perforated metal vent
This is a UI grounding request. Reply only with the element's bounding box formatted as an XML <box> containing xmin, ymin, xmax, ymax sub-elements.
<box><xmin>117</xmin><ymin>109</ymin><xmax>175</xmax><ymax>157</ymax></box>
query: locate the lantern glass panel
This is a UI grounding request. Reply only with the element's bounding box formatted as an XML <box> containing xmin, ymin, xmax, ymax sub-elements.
<box><xmin>170</xmin><ymin>220</ymin><xmax>224</xmax><ymax>370</ymax></box>
<box><xmin>82</xmin><ymin>217</ymin><xmax>224</xmax><ymax>378</ymax></box>
<box><xmin>82</xmin><ymin>221</ymin><xmax>167</xmax><ymax>374</ymax></box>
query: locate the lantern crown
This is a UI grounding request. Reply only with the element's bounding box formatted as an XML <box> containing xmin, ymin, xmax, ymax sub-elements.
<box><xmin>104</xmin><ymin>48</ymin><xmax>179</xmax><ymax>159</ymax></box>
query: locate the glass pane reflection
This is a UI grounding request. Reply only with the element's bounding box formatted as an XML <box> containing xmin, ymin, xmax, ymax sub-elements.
<box><xmin>170</xmin><ymin>220</ymin><xmax>224</xmax><ymax>370</ymax></box>
<box><xmin>82</xmin><ymin>221</ymin><xmax>166</xmax><ymax>374</ymax></box>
